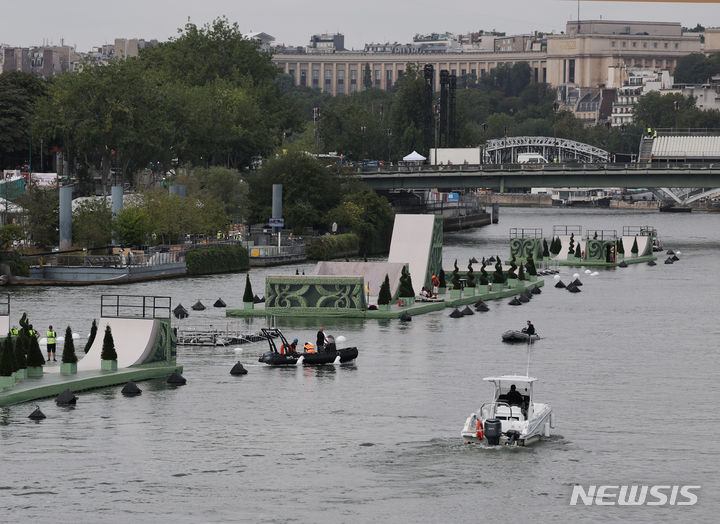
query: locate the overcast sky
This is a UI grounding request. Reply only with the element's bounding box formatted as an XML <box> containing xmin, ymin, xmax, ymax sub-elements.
<box><xmin>2</xmin><ymin>1</ymin><xmax>718</xmax><ymax>51</ymax></box>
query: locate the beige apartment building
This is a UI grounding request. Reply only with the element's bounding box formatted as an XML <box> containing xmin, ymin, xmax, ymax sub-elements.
<box><xmin>272</xmin><ymin>20</ymin><xmax>704</xmax><ymax>95</ymax></box>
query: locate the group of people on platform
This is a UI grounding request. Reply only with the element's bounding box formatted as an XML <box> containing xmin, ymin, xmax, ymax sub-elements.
<box><xmin>9</xmin><ymin>324</ymin><xmax>57</xmax><ymax>362</ymax></box>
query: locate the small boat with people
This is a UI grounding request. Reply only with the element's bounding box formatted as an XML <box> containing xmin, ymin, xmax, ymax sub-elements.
<box><xmin>258</xmin><ymin>328</ymin><xmax>358</xmax><ymax>367</ymax></box>
<box><xmin>461</xmin><ymin>374</ymin><xmax>554</xmax><ymax>446</ymax></box>
<box><xmin>501</xmin><ymin>331</ymin><xmax>539</xmax><ymax>343</ymax></box>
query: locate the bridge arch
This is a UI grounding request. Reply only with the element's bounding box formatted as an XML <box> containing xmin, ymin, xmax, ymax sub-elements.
<box><xmin>483</xmin><ymin>136</ymin><xmax>610</xmax><ymax>164</ymax></box>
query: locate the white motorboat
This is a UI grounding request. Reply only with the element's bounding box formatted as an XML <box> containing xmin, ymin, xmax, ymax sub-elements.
<box><xmin>461</xmin><ymin>375</ymin><xmax>554</xmax><ymax>446</ymax></box>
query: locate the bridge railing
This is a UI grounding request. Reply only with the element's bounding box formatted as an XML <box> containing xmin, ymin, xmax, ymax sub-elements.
<box><xmin>357</xmin><ymin>161</ymin><xmax>720</xmax><ymax>174</ymax></box>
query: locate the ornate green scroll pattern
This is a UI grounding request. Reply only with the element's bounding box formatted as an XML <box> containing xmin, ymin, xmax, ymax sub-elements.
<box><xmin>585</xmin><ymin>239</ymin><xmax>615</xmax><ymax>262</ymax></box>
<box><xmin>509</xmin><ymin>238</ymin><xmax>541</xmax><ymax>262</ymax></box>
<box><xmin>424</xmin><ymin>215</ymin><xmax>444</xmax><ymax>288</ymax></box>
<box><xmin>266</xmin><ymin>276</ymin><xmax>367</xmax><ymax>311</ymax></box>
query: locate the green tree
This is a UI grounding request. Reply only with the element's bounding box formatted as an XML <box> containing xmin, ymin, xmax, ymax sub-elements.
<box><xmin>326</xmin><ymin>189</ymin><xmax>394</xmax><ymax>255</ymax></box>
<box><xmin>101</xmin><ymin>325</ymin><xmax>117</xmax><ymax>361</ymax></box>
<box><xmin>13</xmin><ymin>335</ymin><xmax>26</xmax><ymax>370</ymax></box>
<box><xmin>114</xmin><ymin>206</ymin><xmax>153</xmax><ymax>247</ymax></box>
<box><xmin>0</xmin><ymin>224</ymin><xmax>23</xmax><ymax>249</ymax></box>
<box><xmin>363</xmin><ymin>63</ymin><xmax>372</xmax><ymax>90</ymax></box>
<box><xmin>15</xmin><ymin>184</ymin><xmax>58</xmax><ymax>249</ymax></box>
<box><xmin>25</xmin><ymin>332</ymin><xmax>45</xmax><ymax>367</ymax></box>
<box><xmin>673</xmin><ymin>52</ymin><xmax>720</xmax><ymax>83</ymax></box>
<box><xmin>451</xmin><ymin>259</ymin><xmax>460</xmax><ymax>288</ymax></box>
<box><xmin>466</xmin><ymin>260</ymin><xmax>475</xmax><ymax>286</ymax></box>
<box><xmin>61</xmin><ymin>326</ymin><xmax>78</xmax><ymax>364</ymax></box>
<box><xmin>73</xmin><ymin>198</ymin><xmax>113</xmax><ymax>249</ymax></box>
<box><xmin>631</xmin><ymin>236</ymin><xmax>639</xmax><ymax>254</ymax></box>
<box><xmin>0</xmin><ymin>71</ymin><xmax>47</xmax><ymax>169</ymax></box>
<box><xmin>0</xmin><ymin>337</ymin><xmax>14</xmax><ymax>376</ymax></box>
<box><xmin>390</xmin><ymin>64</ymin><xmax>426</xmax><ymax>156</ymax></box>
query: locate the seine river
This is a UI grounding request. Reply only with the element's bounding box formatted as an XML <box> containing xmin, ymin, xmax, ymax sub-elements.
<box><xmin>2</xmin><ymin>207</ymin><xmax>718</xmax><ymax>523</ymax></box>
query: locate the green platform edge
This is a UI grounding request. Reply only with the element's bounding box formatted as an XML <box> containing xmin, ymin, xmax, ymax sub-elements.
<box><xmin>227</xmin><ymin>279</ymin><xmax>544</xmax><ymax>319</ymax></box>
<box><xmin>0</xmin><ymin>318</ymin><xmax>181</xmax><ymax>408</ymax></box>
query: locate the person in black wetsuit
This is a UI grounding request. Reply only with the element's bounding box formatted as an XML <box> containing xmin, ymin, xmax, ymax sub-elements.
<box><xmin>506</xmin><ymin>384</ymin><xmax>524</xmax><ymax>406</ymax></box>
<box><xmin>522</xmin><ymin>320</ymin><xmax>535</xmax><ymax>335</ymax></box>
<box><xmin>316</xmin><ymin>327</ymin><xmax>327</xmax><ymax>349</ymax></box>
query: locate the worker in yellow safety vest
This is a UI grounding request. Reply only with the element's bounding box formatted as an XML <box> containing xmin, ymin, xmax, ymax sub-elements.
<box><xmin>46</xmin><ymin>325</ymin><xmax>57</xmax><ymax>362</ymax></box>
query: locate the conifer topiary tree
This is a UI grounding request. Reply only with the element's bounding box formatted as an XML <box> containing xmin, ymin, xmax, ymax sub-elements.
<box><xmin>61</xmin><ymin>326</ymin><xmax>78</xmax><ymax>364</ymax></box>
<box><xmin>631</xmin><ymin>236</ymin><xmax>639</xmax><ymax>254</ymax></box>
<box><xmin>617</xmin><ymin>238</ymin><xmax>625</xmax><ymax>255</ymax></box>
<box><xmin>493</xmin><ymin>259</ymin><xmax>505</xmax><ymax>283</ymax></box>
<box><xmin>479</xmin><ymin>260</ymin><xmax>489</xmax><ymax>285</ymax></box>
<box><xmin>398</xmin><ymin>265</ymin><xmax>415</xmax><ymax>297</ymax></box>
<box><xmin>243</xmin><ymin>274</ymin><xmax>254</xmax><ymax>303</ymax></box>
<box><xmin>438</xmin><ymin>269</ymin><xmax>446</xmax><ymax>288</ymax></box>
<box><xmin>25</xmin><ymin>332</ymin><xmax>45</xmax><ymax>367</ymax></box>
<box><xmin>84</xmin><ymin>319</ymin><xmax>98</xmax><ymax>354</ymax></box>
<box><xmin>378</xmin><ymin>274</ymin><xmax>392</xmax><ymax>305</ymax></box>
<box><xmin>542</xmin><ymin>238</ymin><xmax>549</xmax><ymax>258</ymax></box>
<box><xmin>451</xmin><ymin>259</ymin><xmax>461</xmax><ymax>289</ymax></box>
<box><xmin>507</xmin><ymin>255</ymin><xmax>518</xmax><ymax>279</ymax></box>
<box><xmin>466</xmin><ymin>260</ymin><xmax>475</xmax><ymax>287</ymax></box>
<box><xmin>575</xmin><ymin>243</ymin><xmax>582</xmax><ymax>258</ymax></box>
<box><xmin>13</xmin><ymin>335</ymin><xmax>26</xmax><ymax>371</ymax></box>
<box><xmin>526</xmin><ymin>253</ymin><xmax>537</xmax><ymax>276</ymax></box>
<box><xmin>568</xmin><ymin>233</ymin><xmax>575</xmax><ymax>255</ymax></box>
<box><xmin>518</xmin><ymin>262</ymin><xmax>526</xmax><ymax>280</ymax></box>
<box><xmin>101</xmin><ymin>325</ymin><xmax>117</xmax><ymax>361</ymax></box>
<box><xmin>0</xmin><ymin>337</ymin><xmax>14</xmax><ymax>377</ymax></box>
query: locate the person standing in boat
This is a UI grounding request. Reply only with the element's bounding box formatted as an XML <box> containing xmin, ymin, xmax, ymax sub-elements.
<box><xmin>522</xmin><ymin>321</ymin><xmax>535</xmax><ymax>335</ymax></box>
<box><xmin>316</xmin><ymin>327</ymin><xmax>327</xmax><ymax>349</ymax></box>
<box><xmin>506</xmin><ymin>384</ymin><xmax>524</xmax><ymax>406</ymax></box>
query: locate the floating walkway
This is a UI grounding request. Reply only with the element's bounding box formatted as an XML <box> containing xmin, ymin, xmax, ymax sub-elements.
<box><xmin>0</xmin><ymin>295</ymin><xmax>181</xmax><ymax>407</ymax></box>
<box><xmin>227</xmin><ymin>279</ymin><xmax>544</xmax><ymax>319</ymax></box>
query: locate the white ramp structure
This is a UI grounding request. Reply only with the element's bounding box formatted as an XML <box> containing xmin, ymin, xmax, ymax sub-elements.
<box><xmin>76</xmin><ymin>317</ymin><xmax>164</xmax><ymax>371</ymax></box>
<box><xmin>315</xmin><ymin>261</ymin><xmax>405</xmax><ymax>297</ymax></box>
<box><xmin>388</xmin><ymin>214</ymin><xmax>443</xmax><ymax>288</ymax></box>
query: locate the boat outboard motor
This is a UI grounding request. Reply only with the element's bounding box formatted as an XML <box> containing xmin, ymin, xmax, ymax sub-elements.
<box><xmin>483</xmin><ymin>419</ymin><xmax>502</xmax><ymax>446</ymax></box>
<box><xmin>505</xmin><ymin>429</ymin><xmax>521</xmax><ymax>446</ymax></box>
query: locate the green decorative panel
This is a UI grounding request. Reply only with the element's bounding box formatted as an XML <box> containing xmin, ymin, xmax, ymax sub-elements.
<box><xmin>136</xmin><ymin>318</ymin><xmax>176</xmax><ymax>366</ymax></box>
<box><xmin>425</xmin><ymin>215</ymin><xmax>444</xmax><ymax>288</ymax></box>
<box><xmin>585</xmin><ymin>239</ymin><xmax>615</xmax><ymax>262</ymax></box>
<box><xmin>510</xmin><ymin>238</ymin><xmax>541</xmax><ymax>262</ymax></box>
<box><xmin>266</xmin><ymin>276</ymin><xmax>367</xmax><ymax>312</ymax></box>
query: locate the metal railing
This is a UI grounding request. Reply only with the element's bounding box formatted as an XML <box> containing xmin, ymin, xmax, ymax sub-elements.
<box><xmin>510</xmin><ymin>228</ymin><xmax>542</xmax><ymax>239</ymax></box>
<box><xmin>101</xmin><ymin>295</ymin><xmax>171</xmax><ymax>319</ymax></box>
<box><xmin>0</xmin><ymin>294</ymin><xmax>9</xmax><ymax>316</ymax></box>
<box><xmin>552</xmin><ymin>225</ymin><xmax>582</xmax><ymax>236</ymax></box>
<box><xmin>584</xmin><ymin>229</ymin><xmax>617</xmax><ymax>240</ymax></box>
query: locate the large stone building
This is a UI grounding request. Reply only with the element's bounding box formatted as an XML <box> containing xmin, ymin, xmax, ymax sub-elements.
<box><xmin>271</xmin><ymin>20</ymin><xmax>704</xmax><ymax>95</ymax></box>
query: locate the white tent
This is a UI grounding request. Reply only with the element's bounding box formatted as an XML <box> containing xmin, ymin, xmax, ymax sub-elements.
<box><xmin>402</xmin><ymin>151</ymin><xmax>426</xmax><ymax>162</ymax></box>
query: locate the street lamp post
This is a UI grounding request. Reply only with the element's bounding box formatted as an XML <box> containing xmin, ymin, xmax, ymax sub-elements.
<box><xmin>387</xmin><ymin>128</ymin><xmax>392</xmax><ymax>163</ymax></box>
<box><xmin>433</xmin><ymin>103</ymin><xmax>440</xmax><ymax>166</ymax></box>
<box><xmin>360</xmin><ymin>125</ymin><xmax>367</xmax><ymax>160</ymax></box>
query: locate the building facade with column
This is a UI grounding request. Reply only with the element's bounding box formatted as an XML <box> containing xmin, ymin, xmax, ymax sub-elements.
<box><xmin>271</xmin><ymin>20</ymin><xmax>703</xmax><ymax>95</ymax></box>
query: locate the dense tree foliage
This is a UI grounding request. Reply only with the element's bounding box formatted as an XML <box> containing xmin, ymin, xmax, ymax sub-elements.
<box><xmin>0</xmin><ymin>71</ymin><xmax>47</xmax><ymax>170</ymax></box>
<box><xmin>673</xmin><ymin>53</ymin><xmax>720</xmax><ymax>84</ymax></box>
<box><xmin>634</xmin><ymin>91</ymin><xmax>720</xmax><ymax>129</ymax></box>
<box><xmin>73</xmin><ymin>199</ymin><xmax>113</xmax><ymax>248</ymax></box>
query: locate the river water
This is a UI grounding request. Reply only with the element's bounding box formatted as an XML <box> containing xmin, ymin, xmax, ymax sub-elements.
<box><xmin>1</xmin><ymin>207</ymin><xmax>719</xmax><ymax>523</ymax></box>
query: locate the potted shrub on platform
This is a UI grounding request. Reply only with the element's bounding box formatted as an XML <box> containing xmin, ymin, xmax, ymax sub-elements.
<box><xmin>518</xmin><ymin>263</ymin><xmax>527</xmax><ymax>282</ymax></box>
<box><xmin>542</xmin><ymin>238</ymin><xmax>550</xmax><ymax>261</ymax></box>
<box><xmin>465</xmin><ymin>260</ymin><xmax>476</xmax><ymax>296</ymax></box>
<box><xmin>492</xmin><ymin>259</ymin><xmax>506</xmax><ymax>291</ymax></box>
<box><xmin>617</xmin><ymin>238</ymin><xmax>625</xmax><ymax>259</ymax></box>
<box><xmin>506</xmin><ymin>256</ymin><xmax>519</xmax><ymax>288</ymax></box>
<box><xmin>243</xmin><ymin>274</ymin><xmax>254</xmax><ymax>310</ymax></box>
<box><xmin>438</xmin><ymin>269</ymin><xmax>446</xmax><ymax>294</ymax></box>
<box><xmin>26</xmin><ymin>331</ymin><xmax>45</xmax><ymax>377</ymax></box>
<box><xmin>450</xmin><ymin>260</ymin><xmax>462</xmax><ymax>299</ymax></box>
<box><xmin>574</xmin><ymin>243</ymin><xmax>582</xmax><ymax>260</ymax></box>
<box><xmin>378</xmin><ymin>274</ymin><xmax>392</xmax><ymax>311</ymax></box>
<box><xmin>398</xmin><ymin>265</ymin><xmax>415</xmax><ymax>306</ymax></box>
<box><xmin>477</xmin><ymin>260</ymin><xmax>489</xmax><ymax>294</ymax></box>
<box><xmin>13</xmin><ymin>335</ymin><xmax>27</xmax><ymax>380</ymax></box>
<box><xmin>526</xmin><ymin>253</ymin><xmax>538</xmax><ymax>282</ymax></box>
<box><xmin>567</xmin><ymin>233</ymin><xmax>576</xmax><ymax>261</ymax></box>
<box><xmin>101</xmin><ymin>325</ymin><xmax>118</xmax><ymax>371</ymax></box>
<box><xmin>61</xmin><ymin>326</ymin><xmax>78</xmax><ymax>375</ymax></box>
<box><xmin>0</xmin><ymin>337</ymin><xmax>15</xmax><ymax>390</ymax></box>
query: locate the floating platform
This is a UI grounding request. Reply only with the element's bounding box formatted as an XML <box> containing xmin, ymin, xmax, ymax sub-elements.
<box><xmin>0</xmin><ymin>365</ymin><xmax>182</xmax><ymax>407</ymax></box>
<box><xmin>0</xmin><ymin>295</ymin><xmax>181</xmax><ymax>407</ymax></box>
<box><xmin>227</xmin><ymin>279</ymin><xmax>544</xmax><ymax>319</ymax></box>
